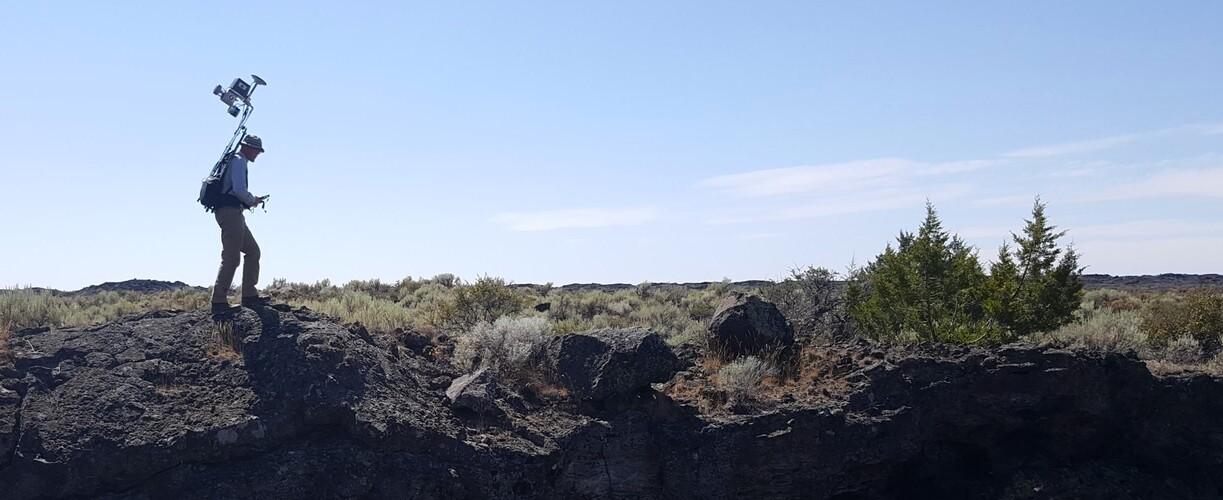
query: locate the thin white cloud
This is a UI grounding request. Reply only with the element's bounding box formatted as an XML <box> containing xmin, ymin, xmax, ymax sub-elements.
<box><xmin>1070</xmin><ymin>219</ymin><xmax>1223</xmax><ymax>240</ymax></box>
<box><xmin>775</xmin><ymin>194</ymin><xmax>924</xmax><ymax>220</ymax></box>
<box><xmin>1051</xmin><ymin>168</ymin><xmax>1099</xmax><ymax>178</ymax></box>
<box><xmin>1082</xmin><ymin>167</ymin><xmax>1223</xmax><ymax>202</ymax></box>
<box><xmin>492</xmin><ymin>207</ymin><xmax>656</xmax><ymax>231</ymax></box>
<box><xmin>917</xmin><ymin>159</ymin><xmax>1000</xmax><ymax>175</ymax></box>
<box><xmin>962</xmin><ymin>219</ymin><xmax>1223</xmax><ymax>246</ymax></box>
<box><xmin>698</xmin><ymin>157</ymin><xmax>993</xmax><ymax>199</ymax></box>
<box><xmin>708</xmin><ymin>185</ymin><xmax>973</xmax><ymax>224</ymax></box>
<box><xmin>972</xmin><ymin>194</ymin><xmax>1035</xmax><ymax>207</ymax></box>
<box><xmin>699</xmin><ymin>122</ymin><xmax>1223</xmax><ymax>230</ymax></box>
<box><xmin>1003</xmin><ymin>134</ymin><xmax>1139</xmax><ymax>159</ymax></box>
<box><xmin>698</xmin><ymin>158</ymin><xmax>912</xmax><ymax>197</ymax></box>
<box><xmin>772</xmin><ymin>187</ymin><xmax>944</xmax><ymax>217</ymax></box>
<box><xmin>1002</xmin><ymin>123</ymin><xmax>1223</xmax><ymax>159</ymax></box>
<box><xmin>736</xmin><ymin>232</ymin><xmax>784</xmax><ymax>241</ymax></box>
<box><xmin>1174</xmin><ymin>123</ymin><xmax>1223</xmax><ymax>136</ymax></box>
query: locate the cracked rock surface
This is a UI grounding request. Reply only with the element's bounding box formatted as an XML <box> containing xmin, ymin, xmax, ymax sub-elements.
<box><xmin>2</xmin><ymin>306</ymin><xmax>1223</xmax><ymax>499</ymax></box>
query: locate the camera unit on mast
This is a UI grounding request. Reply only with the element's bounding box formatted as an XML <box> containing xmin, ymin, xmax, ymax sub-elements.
<box><xmin>211</xmin><ymin>75</ymin><xmax>267</xmax><ymax>164</ymax></box>
<box><xmin>197</xmin><ymin>74</ymin><xmax>268</xmax><ymax>212</ymax></box>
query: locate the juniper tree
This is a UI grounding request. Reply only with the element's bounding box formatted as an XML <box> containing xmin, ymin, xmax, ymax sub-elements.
<box><xmin>848</xmin><ymin>203</ymin><xmax>1001</xmax><ymax>344</ymax></box>
<box><xmin>985</xmin><ymin>198</ymin><xmax>1084</xmax><ymax>337</ymax></box>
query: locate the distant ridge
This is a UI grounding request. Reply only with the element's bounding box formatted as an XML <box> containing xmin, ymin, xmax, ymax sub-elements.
<box><xmin>511</xmin><ymin>280</ymin><xmax>773</xmax><ymax>294</ymax></box>
<box><xmin>10</xmin><ymin>274</ymin><xmax>1222</xmax><ymax>296</ymax></box>
<box><xmin>519</xmin><ymin>274</ymin><xmax>1223</xmax><ymax>293</ymax></box>
<box><xmin>68</xmin><ymin>279</ymin><xmax>205</xmax><ymax>296</ymax></box>
<box><xmin>1079</xmin><ymin>273</ymin><xmax>1223</xmax><ymax>291</ymax></box>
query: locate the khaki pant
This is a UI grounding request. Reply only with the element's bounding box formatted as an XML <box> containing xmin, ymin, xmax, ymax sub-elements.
<box><xmin>211</xmin><ymin>206</ymin><xmax>261</xmax><ymax>304</ymax></box>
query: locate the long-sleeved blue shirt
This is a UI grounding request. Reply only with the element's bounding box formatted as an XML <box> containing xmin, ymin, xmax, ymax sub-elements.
<box><xmin>221</xmin><ymin>152</ymin><xmax>260</xmax><ymax>208</ymax></box>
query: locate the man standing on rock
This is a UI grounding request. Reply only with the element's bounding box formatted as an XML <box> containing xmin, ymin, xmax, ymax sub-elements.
<box><xmin>210</xmin><ymin>135</ymin><xmax>271</xmax><ymax>315</ymax></box>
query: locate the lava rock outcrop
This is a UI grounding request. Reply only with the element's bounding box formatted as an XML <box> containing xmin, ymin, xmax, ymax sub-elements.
<box><xmin>531</xmin><ymin>327</ymin><xmax>681</xmax><ymax>402</ymax></box>
<box><xmin>2</xmin><ymin>306</ymin><xmax>1223</xmax><ymax>499</ymax></box>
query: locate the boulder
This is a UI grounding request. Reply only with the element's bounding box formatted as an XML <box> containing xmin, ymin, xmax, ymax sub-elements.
<box><xmin>445</xmin><ymin>368</ymin><xmax>501</xmax><ymax>415</ymax></box>
<box><xmin>707</xmin><ymin>292</ymin><xmax>794</xmax><ymax>359</ymax></box>
<box><xmin>534</xmin><ymin>328</ymin><xmax>680</xmax><ymax>401</ymax></box>
<box><xmin>391</xmin><ymin>327</ymin><xmax>431</xmax><ymax>354</ymax></box>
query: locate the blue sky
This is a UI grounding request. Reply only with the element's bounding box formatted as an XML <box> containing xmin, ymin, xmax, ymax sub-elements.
<box><xmin>3</xmin><ymin>1</ymin><xmax>1221</xmax><ymax>290</ymax></box>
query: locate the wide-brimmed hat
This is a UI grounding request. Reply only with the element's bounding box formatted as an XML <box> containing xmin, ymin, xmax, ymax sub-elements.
<box><xmin>240</xmin><ymin>135</ymin><xmax>265</xmax><ymax>152</ymax></box>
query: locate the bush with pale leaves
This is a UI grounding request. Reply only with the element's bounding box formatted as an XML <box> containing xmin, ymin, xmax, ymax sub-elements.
<box><xmin>454</xmin><ymin>315</ymin><xmax>551</xmax><ymax>376</ymax></box>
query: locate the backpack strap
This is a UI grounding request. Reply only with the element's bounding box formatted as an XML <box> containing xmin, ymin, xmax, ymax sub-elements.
<box><xmin>211</xmin><ymin>151</ymin><xmax>236</xmax><ymax>178</ymax></box>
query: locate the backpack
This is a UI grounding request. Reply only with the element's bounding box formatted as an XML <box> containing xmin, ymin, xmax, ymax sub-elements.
<box><xmin>198</xmin><ymin>156</ymin><xmax>231</xmax><ymax>212</ymax></box>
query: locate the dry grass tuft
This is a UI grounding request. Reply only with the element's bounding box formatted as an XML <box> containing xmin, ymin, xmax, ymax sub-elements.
<box><xmin>0</xmin><ymin>288</ymin><xmax>209</xmax><ymax>330</ymax></box>
<box><xmin>293</xmin><ymin>289</ymin><xmax>415</xmax><ymax>333</ymax></box>
<box><xmin>715</xmin><ymin>356</ymin><xmax>775</xmax><ymax>404</ymax></box>
<box><xmin>522</xmin><ymin>380</ymin><xmax>571</xmax><ymax>401</ymax></box>
<box><xmin>668</xmin><ymin>342</ymin><xmax>859</xmax><ymax>413</ymax></box>
<box><xmin>154</xmin><ymin>383</ymin><xmax>188</xmax><ymax>397</ymax></box>
<box><xmin>1034</xmin><ymin>308</ymin><xmax>1148</xmax><ymax>356</ymax></box>
<box><xmin>1162</xmin><ymin>335</ymin><xmax>1204</xmax><ymax>364</ymax></box>
<box><xmin>206</xmin><ymin>320</ymin><xmax>242</xmax><ymax>360</ymax></box>
<box><xmin>788</xmin><ymin>343</ymin><xmax>859</xmax><ymax>398</ymax></box>
<box><xmin>0</xmin><ymin>321</ymin><xmax>12</xmax><ymax>365</ymax></box>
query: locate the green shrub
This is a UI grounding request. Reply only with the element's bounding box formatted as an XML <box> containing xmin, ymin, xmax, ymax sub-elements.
<box><xmin>985</xmin><ymin>199</ymin><xmax>1083</xmax><ymax>337</ymax></box>
<box><xmin>847</xmin><ymin>201</ymin><xmax>1086</xmax><ymax>345</ymax></box>
<box><xmin>266</xmin><ymin>278</ymin><xmax>340</xmax><ymax>301</ymax></box>
<box><xmin>706</xmin><ymin>278</ymin><xmax>733</xmax><ymax>297</ymax></box>
<box><xmin>668</xmin><ymin>322</ymin><xmax>706</xmax><ymax>347</ymax></box>
<box><xmin>448</xmin><ymin>276</ymin><xmax>529</xmax><ymax>332</ymax></box>
<box><xmin>628</xmin><ymin>302</ymin><xmax>698</xmax><ymax>340</ymax></box>
<box><xmin>587</xmin><ymin>313</ymin><xmax>630</xmax><ymax>330</ymax></box>
<box><xmin>1140</xmin><ymin>289</ymin><xmax>1223</xmax><ymax>350</ymax></box>
<box><xmin>653</xmin><ymin>287</ymin><xmax>687</xmax><ymax>306</ymax></box>
<box><xmin>343</xmin><ymin>278</ymin><xmax>396</xmax><ymax>300</ymax></box>
<box><xmin>846</xmin><ymin>203</ymin><xmax>1002</xmax><ymax>344</ymax></box>
<box><xmin>575</xmin><ymin>292</ymin><xmax>614</xmax><ymax>319</ymax></box>
<box><xmin>548</xmin><ymin>290</ymin><xmax>638</xmax><ymax>322</ymax></box>
<box><xmin>551</xmin><ymin>317</ymin><xmax>587</xmax><ymax>335</ymax></box>
<box><xmin>0</xmin><ymin>323</ymin><xmax>11</xmax><ymax>365</ymax></box>
<box><xmin>683</xmin><ymin>297</ymin><xmax>716</xmax><ymax>322</ymax></box>
<box><xmin>389</xmin><ymin>283</ymin><xmax>454</xmax><ymax>328</ymax></box>
<box><xmin>1081</xmin><ymin>289</ymin><xmax>1143</xmax><ymax>312</ymax></box>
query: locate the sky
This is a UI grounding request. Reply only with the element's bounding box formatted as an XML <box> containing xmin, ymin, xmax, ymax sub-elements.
<box><xmin>2</xmin><ymin>1</ymin><xmax>1222</xmax><ymax>290</ymax></box>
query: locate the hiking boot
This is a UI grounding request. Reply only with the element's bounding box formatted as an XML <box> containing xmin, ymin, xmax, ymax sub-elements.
<box><xmin>240</xmin><ymin>295</ymin><xmax>271</xmax><ymax>308</ymax></box>
<box><xmin>210</xmin><ymin>303</ymin><xmax>235</xmax><ymax>315</ymax></box>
